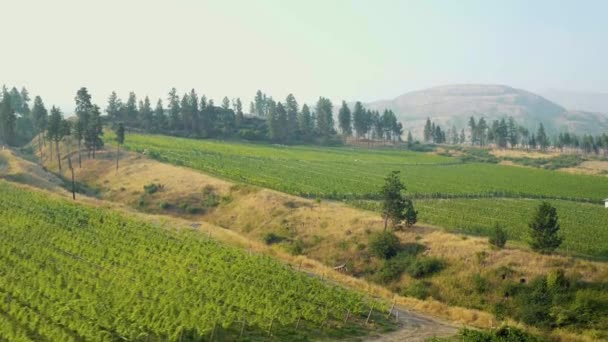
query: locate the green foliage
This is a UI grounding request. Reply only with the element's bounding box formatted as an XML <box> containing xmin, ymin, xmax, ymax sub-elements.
<box><xmin>0</xmin><ymin>181</ymin><xmax>385</xmax><ymax>340</ymax></box>
<box><xmin>368</xmin><ymin>231</ymin><xmax>400</xmax><ymax>259</ymax></box>
<box><xmin>459</xmin><ymin>326</ymin><xmax>543</xmax><ymax>341</ymax></box>
<box><xmin>375</xmin><ymin>253</ymin><xmax>444</xmax><ymax>284</ymax></box>
<box><xmin>528</xmin><ymin>202</ymin><xmax>562</xmax><ymax>254</ymax></box>
<box><xmin>403</xmin><ymin>281</ymin><xmax>431</xmax><ymax>299</ymax></box>
<box><xmin>403</xmin><ymin>199</ymin><xmax>418</xmax><ymax>227</ymax></box>
<box><xmin>489</xmin><ymin>223</ymin><xmax>508</xmax><ymax>248</ymax></box>
<box><xmin>504</xmin><ymin>155</ymin><xmax>583</xmax><ymax>170</ymax></box>
<box><xmin>381</xmin><ymin>171</ymin><xmax>407</xmax><ymax>229</ymax></box>
<box><xmin>143</xmin><ymin>183</ymin><xmax>163</xmax><ymax>194</ymax></box>
<box><xmin>263</xmin><ymin>232</ymin><xmax>285</xmax><ymax>245</ymax></box>
<box><xmin>407</xmin><ymin>257</ymin><xmax>444</xmax><ymax>278</ymax></box>
<box><xmin>472</xmin><ymin>273</ymin><xmax>490</xmax><ymax>294</ymax></box>
<box><xmin>459</xmin><ymin>148</ymin><xmax>500</xmax><ymax>163</ymax></box>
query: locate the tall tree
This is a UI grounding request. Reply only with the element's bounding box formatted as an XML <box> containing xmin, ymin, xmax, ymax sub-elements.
<box><xmin>380</xmin><ymin>171</ymin><xmax>407</xmax><ymax>230</ymax></box>
<box><xmin>47</xmin><ymin>106</ymin><xmax>67</xmax><ymax>171</ymax></box>
<box><xmin>315</xmin><ymin>97</ymin><xmax>334</xmax><ymax>138</ymax></box>
<box><xmin>423</xmin><ymin>118</ymin><xmax>433</xmax><ymax>142</ymax></box>
<box><xmin>139</xmin><ymin>96</ymin><xmax>153</xmax><ymax>132</ymax></box>
<box><xmin>31</xmin><ymin>96</ymin><xmax>48</xmax><ymax>156</ymax></box>
<box><xmin>0</xmin><ymin>88</ymin><xmax>16</xmax><ymax>146</ymax></box>
<box><xmin>153</xmin><ymin>99</ymin><xmax>167</xmax><ymax>132</ymax></box>
<box><xmin>105</xmin><ymin>91</ymin><xmax>122</xmax><ymax>125</ymax></box>
<box><xmin>115</xmin><ymin>123</ymin><xmax>125</xmax><ymax>172</ymax></box>
<box><xmin>529</xmin><ymin>202</ymin><xmax>562</xmax><ymax>254</ymax></box>
<box><xmin>233</xmin><ymin>98</ymin><xmax>244</xmax><ymax>127</ymax></box>
<box><xmin>352</xmin><ymin>101</ymin><xmax>367</xmax><ymax>139</ymax></box>
<box><xmin>338</xmin><ymin>101</ymin><xmax>352</xmax><ymax>137</ymax></box>
<box><xmin>167</xmin><ymin>88</ymin><xmax>180</xmax><ymax>130</ymax></box>
<box><xmin>297</xmin><ymin>104</ymin><xmax>313</xmax><ymax>141</ymax></box>
<box><xmin>537</xmin><ymin>123</ymin><xmax>549</xmax><ymax>151</ymax></box>
<box><xmin>85</xmin><ymin>105</ymin><xmax>103</xmax><ymax>158</ymax></box>
<box><xmin>124</xmin><ymin>92</ymin><xmax>138</xmax><ymax>126</ymax></box>
<box><xmin>285</xmin><ymin>94</ymin><xmax>299</xmax><ymax>140</ymax></box>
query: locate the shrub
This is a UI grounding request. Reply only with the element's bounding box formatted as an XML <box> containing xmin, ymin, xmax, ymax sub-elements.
<box><xmin>368</xmin><ymin>231</ymin><xmax>400</xmax><ymax>259</ymax></box>
<box><xmin>460</xmin><ymin>325</ymin><xmax>542</xmax><ymax>341</ymax></box>
<box><xmin>262</xmin><ymin>233</ymin><xmax>284</xmax><ymax>245</ymax></box>
<box><xmin>187</xmin><ymin>206</ymin><xmax>204</xmax><ymax>214</ymax></box>
<box><xmin>529</xmin><ymin>202</ymin><xmax>562</xmax><ymax>254</ymax></box>
<box><xmin>143</xmin><ymin>183</ymin><xmax>163</xmax><ymax>194</ymax></box>
<box><xmin>375</xmin><ymin>255</ymin><xmax>413</xmax><ymax>284</ymax></box>
<box><xmin>407</xmin><ymin>257</ymin><xmax>444</xmax><ymax>278</ymax></box>
<box><xmin>403</xmin><ymin>281</ymin><xmax>430</xmax><ymax>299</ymax></box>
<box><xmin>288</xmin><ymin>239</ymin><xmax>305</xmax><ymax>255</ymax></box>
<box><xmin>489</xmin><ymin>222</ymin><xmax>508</xmax><ymax>248</ymax></box>
<box><xmin>473</xmin><ymin>273</ymin><xmax>489</xmax><ymax>294</ymax></box>
<box><xmin>158</xmin><ymin>201</ymin><xmax>171</xmax><ymax>210</ymax></box>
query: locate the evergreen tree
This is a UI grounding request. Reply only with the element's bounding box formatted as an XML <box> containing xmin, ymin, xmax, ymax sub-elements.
<box><xmin>315</xmin><ymin>97</ymin><xmax>334</xmax><ymax>138</ymax></box>
<box><xmin>529</xmin><ymin>202</ymin><xmax>562</xmax><ymax>254</ymax></box>
<box><xmin>537</xmin><ymin>124</ymin><xmax>549</xmax><ymax>151</ymax></box>
<box><xmin>106</xmin><ymin>91</ymin><xmax>122</xmax><ymax>125</ymax></box>
<box><xmin>124</xmin><ymin>92</ymin><xmax>138</xmax><ymax>126</ymax></box>
<box><xmin>115</xmin><ymin>123</ymin><xmax>125</xmax><ymax>171</ymax></box>
<box><xmin>469</xmin><ymin>116</ymin><xmax>477</xmax><ymax>145</ymax></box>
<box><xmin>380</xmin><ymin>171</ymin><xmax>407</xmax><ymax>230</ymax></box>
<box><xmin>423</xmin><ymin>118</ymin><xmax>433</xmax><ymax>142</ymax></box>
<box><xmin>338</xmin><ymin>101</ymin><xmax>352</xmax><ymax>136</ymax></box>
<box><xmin>153</xmin><ymin>99</ymin><xmax>167</xmax><ymax>132</ymax></box>
<box><xmin>352</xmin><ymin>101</ymin><xmax>367</xmax><ymax>139</ymax></box>
<box><xmin>31</xmin><ymin>96</ymin><xmax>48</xmax><ymax>155</ymax></box>
<box><xmin>19</xmin><ymin>87</ymin><xmax>31</xmax><ymax>115</ymax></box>
<box><xmin>507</xmin><ymin>117</ymin><xmax>519</xmax><ymax>148</ymax></box>
<box><xmin>138</xmin><ymin>96</ymin><xmax>153</xmax><ymax>132</ymax></box>
<box><xmin>285</xmin><ymin>94</ymin><xmax>299</xmax><ymax>140</ymax></box>
<box><xmin>403</xmin><ymin>199</ymin><xmax>418</xmax><ymax>228</ymax></box>
<box><xmin>460</xmin><ymin>128</ymin><xmax>466</xmax><ymax>144</ymax></box>
<box><xmin>85</xmin><ymin>105</ymin><xmax>103</xmax><ymax>158</ymax></box>
<box><xmin>167</xmin><ymin>88</ymin><xmax>180</xmax><ymax>130</ymax></box>
<box><xmin>233</xmin><ymin>98</ymin><xmax>244</xmax><ymax>127</ymax></box>
<box><xmin>407</xmin><ymin>131</ymin><xmax>413</xmax><ymax>147</ymax></box>
<box><xmin>47</xmin><ymin>106</ymin><xmax>66</xmax><ymax>170</ymax></box>
<box><xmin>297</xmin><ymin>104</ymin><xmax>313</xmax><ymax>141</ymax></box>
<box><xmin>0</xmin><ymin>88</ymin><xmax>17</xmax><ymax>146</ymax></box>
<box><xmin>254</xmin><ymin>90</ymin><xmax>266</xmax><ymax>117</ymax></box>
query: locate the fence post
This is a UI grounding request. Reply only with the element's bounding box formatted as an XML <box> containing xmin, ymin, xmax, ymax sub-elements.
<box><xmin>366</xmin><ymin>304</ymin><xmax>374</xmax><ymax>324</ymax></box>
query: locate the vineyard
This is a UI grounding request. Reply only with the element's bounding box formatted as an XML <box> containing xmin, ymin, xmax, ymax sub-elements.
<box><xmin>113</xmin><ymin>133</ymin><xmax>608</xmax><ymax>202</ymax></box>
<box><xmin>0</xmin><ymin>181</ymin><xmax>389</xmax><ymax>341</ymax></box>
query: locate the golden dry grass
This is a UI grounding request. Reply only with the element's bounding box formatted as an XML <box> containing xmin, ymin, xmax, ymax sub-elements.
<box><xmin>560</xmin><ymin>160</ymin><xmax>608</xmax><ymax>176</ymax></box>
<box><xmin>490</xmin><ymin>149</ymin><xmax>561</xmax><ymax>159</ymax></box>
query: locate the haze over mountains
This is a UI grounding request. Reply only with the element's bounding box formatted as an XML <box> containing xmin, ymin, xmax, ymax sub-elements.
<box><xmin>363</xmin><ymin>84</ymin><xmax>608</xmax><ymax>138</ymax></box>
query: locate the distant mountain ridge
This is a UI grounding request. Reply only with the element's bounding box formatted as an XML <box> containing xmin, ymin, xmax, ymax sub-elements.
<box><xmin>538</xmin><ymin>89</ymin><xmax>608</xmax><ymax>114</ymax></box>
<box><xmin>363</xmin><ymin>84</ymin><xmax>608</xmax><ymax>137</ymax></box>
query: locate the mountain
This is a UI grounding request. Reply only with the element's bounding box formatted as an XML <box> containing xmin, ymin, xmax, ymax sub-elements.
<box><xmin>538</xmin><ymin>89</ymin><xmax>608</xmax><ymax>114</ymax></box>
<box><xmin>364</xmin><ymin>84</ymin><xmax>608</xmax><ymax>137</ymax></box>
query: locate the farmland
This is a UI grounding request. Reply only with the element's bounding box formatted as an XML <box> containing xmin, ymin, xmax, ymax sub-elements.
<box><xmin>114</xmin><ymin>133</ymin><xmax>608</xmax><ymax>202</ymax></box>
<box><xmin>0</xmin><ymin>181</ymin><xmax>388</xmax><ymax>341</ymax></box>
<box><xmin>109</xmin><ymin>133</ymin><xmax>608</xmax><ymax>258</ymax></box>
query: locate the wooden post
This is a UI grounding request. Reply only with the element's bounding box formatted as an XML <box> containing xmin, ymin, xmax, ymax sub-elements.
<box><xmin>344</xmin><ymin>309</ymin><xmax>350</xmax><ymax>323</ymax></box>
<box><xmin>295</xmin><ymin>312</ymin><xmax>301</xmax><ymax>330</ymax></box>
<box><xmin>67</xmin><ymin>156</ymin><xmax>75</xmax><ymax>200</ymax></box>
<box><xmin>386</xmin><ymin>299</ymin><xmax>395</xmax><ymax>319</ymax></box>
<box><xmin>366</xmin><ymin>304</ymin><xmax>374</xmax><ymax>324</ymax></box>
<box><xmin>239</xmin><ymin>315</ymin><xmax>246</xmax><ymax>337</ymax></box>
<box><xmin>268</xmin><ymin>316</ymin><xmax>274</xmax><ymax>336</ymax></box>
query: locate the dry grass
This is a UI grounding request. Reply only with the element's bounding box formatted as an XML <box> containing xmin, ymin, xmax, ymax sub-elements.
<box><xmin>560</xmin><ymin>160</ymin><xmax>608</xmax><ymax>176</ymax></box>
<box><xmin>490</xmin><ymin>149</ymin><xmax>561</xmax><ymax>159</ymax></box>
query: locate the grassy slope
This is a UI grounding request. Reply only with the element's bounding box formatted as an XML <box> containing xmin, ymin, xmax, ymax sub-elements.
<box><xmin>32</xmin><ymin>142</ymin><xmax>608</xmax><ymax>340</ymax></box>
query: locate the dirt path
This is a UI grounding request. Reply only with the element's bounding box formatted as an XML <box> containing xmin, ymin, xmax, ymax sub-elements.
<box><xmin>365</xmin><ymin>307</ymin><xmax>457</xmax><ymax>341</ymax></box>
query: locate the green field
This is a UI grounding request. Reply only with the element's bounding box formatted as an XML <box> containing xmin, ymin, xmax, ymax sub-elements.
<box><xmin>0</xmin><ymin>181</ymin><xmax>388</xmax><ymax>341</ymax></box>
<box><xmin>115</xmin><ymin>133</ymin><xmax>608</xmax><ymax>202</ymax></box>
<box><xmin>110</xmin><ymin>133</ymin><xmax>608</xmax><ymax>258</ymax></box>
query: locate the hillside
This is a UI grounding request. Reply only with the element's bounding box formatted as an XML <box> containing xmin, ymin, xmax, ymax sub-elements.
<box><xmin>539</xmin><ymin>89</ymin><xmax>608</xmax><ymax>114</ymax></box>
<box><xmin>364</xmin><ymin>84</ymin><xmax>608</xmax><ymax>137</ymax></box>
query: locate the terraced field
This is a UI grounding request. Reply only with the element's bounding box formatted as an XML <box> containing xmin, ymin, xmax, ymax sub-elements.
<box><xmin>0</xmin><ymin>181</ymin><xmax>389</xmax><ymax>341</ymax></box>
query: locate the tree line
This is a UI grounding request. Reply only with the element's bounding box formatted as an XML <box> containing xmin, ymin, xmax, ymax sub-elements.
<box><xmin>104</xmin><ymin>89</ymin><xmax>404</xmax><ymax>145</ymax></box>
<box><xmin>422</xmin><ymin>115</ymin><xmax>608</xmax><ymax>154</ymax></box>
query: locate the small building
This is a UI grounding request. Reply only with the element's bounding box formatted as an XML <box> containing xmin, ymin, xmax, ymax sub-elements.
<box><xmin>605</xmin><ymin>199</ymin><xmax>608</xmax><ymax>208</ymax></box>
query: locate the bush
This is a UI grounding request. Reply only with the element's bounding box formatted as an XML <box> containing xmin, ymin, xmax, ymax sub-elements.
<box><xmin>368</xmin><ymin>231</ymin><xmax>400</xmax><ymax>259</ymax></box>
<box><xmin>460</xmin><ymin>325</ymin><xmax>542</xmax><ymax>341</ymax></box>
<box><xmin>287</xmin><ymin>239</ymin><xmax>305</xmax><ymax>255</ymax></box>
<box><xmin>407</xmin><ymin>257</ymin><xmax>444</xmax><ymax>278</ymax></box>
<box><xmin>473</xmin><ymin>273</ymin><xmax>489</xmax><ymax>294</ymax></box>
<box><xmin>143</xmin><ymin>183</ymin><xmax>164</xmax><ymax>195</ymax></box>
<box><xmin>158</xmin><ymin>201</ymin><xmax>171</xmax><ymax>210</ymax></box>
<box><xmin>403</xmin><ymin>281</ymin><xmax>430</xmax><ymax>299</ymax></box>
<box><xmin>375</xmin><ymin>254</ymin><xmax>414</xmax><ymax>284</ymax></box>
<box><xmin>489</xmin><ymin>223</ymin><xmax>508</xmax><ymax>248</ymax></box>
<box><xmin>262</xmin><ymin>233</ymin><xmax>284</xmax><ymax>245</ymax></box>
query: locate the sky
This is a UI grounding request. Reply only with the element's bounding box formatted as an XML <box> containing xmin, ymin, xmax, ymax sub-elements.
<box><xmin>1</xmin><ymin>0</ymin><xmax>607</xmax><ymax>112</ymax></box>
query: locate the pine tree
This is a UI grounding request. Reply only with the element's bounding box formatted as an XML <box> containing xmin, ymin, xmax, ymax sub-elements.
<box><xmin>315</xmin><ymin>97</ymin><xmax>334</xmax><ymax>138</ymax></box>
<box><xmin>124</xmin><ymin>92</ymin><xmax>138</xmax><ymax>126</ymax></box>
<box><xmin>407</xmin><ymin>131</ymin><xmax>413</xmax><ymax>147</ymax></box>
<box><xmin>106</xmin><ymin>91</ymin><xmax>122</xmax><ymax>126</ymax></box>
<box><xmin>0</xmin><ymin>88</ymin><xmax>17</xmax><ymax>146</ymax></box>
<box><xmin>31</xmin><ymin>96</ymin><xmax>48</xmax><ymax>156</ymax></box>
<box><xmin>285</xmin><ymin>94</ymin><xmax>299</xmax><ymax>141</ymax></box>
<box><xmin>153</xmin><ymin>99</ymin><xmax>167</xmax><ymax>132</ymax></box>
<box><xmin>529</xmin><ymin>202</ymin><xmax>562</xmax><ymax>254</ymax></box>
<box><xmin>234</xmin><ymin>98</ymin><xmax>244</xmax><ymax>127</ymax></box>
<box><xmin>297</xmin><ymin>104</ymin><xmax>313</xmax><ymax>141</ymax></box>
<box><xmin>338</xmin><ymin>101</ymin><xmax>352</xmax><ymax>137</ymax></box>
<box><xmin>403</xmin><ymin>199</ymin><xmax>418</xmax><ymax>228</ymax></box>
<box><xmin>47</xmin><ymin>106</ymin><xmax>66</xmax><ymax>170</ymax></box>
<box><xmin>537</xmin><ymin>123</ymin><xmax>549</xmax><ymax>151</ymax></box>
<box><xmin>167</xmin><ymin>88</ymin><xmax>180</xmax><ymax>131</ymax></box>
<box><xmin>115</xmin><ymin>123</ymin><xmax>125</xmax><ymax>171</ymax></box>
<box><xmin>139</xmin><ymin>96</ymin><xmax>153</xmax><ymax>132</ymax></box>
<box><xmin>380</xmin><ymin>171</ymin><xmax>407</xmax><ymax>230</ymax></box>
<box><xmin>423</xmin><ymin>118</ymin><xmax>432</xmax><ymax>142</ymax></box>
<box><xmin>352</xmin><ymin>101</ymin><xmax>366</xmax><ymax>139</ymax></box>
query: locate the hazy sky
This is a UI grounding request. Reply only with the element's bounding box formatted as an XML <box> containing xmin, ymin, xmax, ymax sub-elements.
<box><xmin>2</xmin><ymin>0</ymin><xmax>607</xmax><ymax>112</ymax></box>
